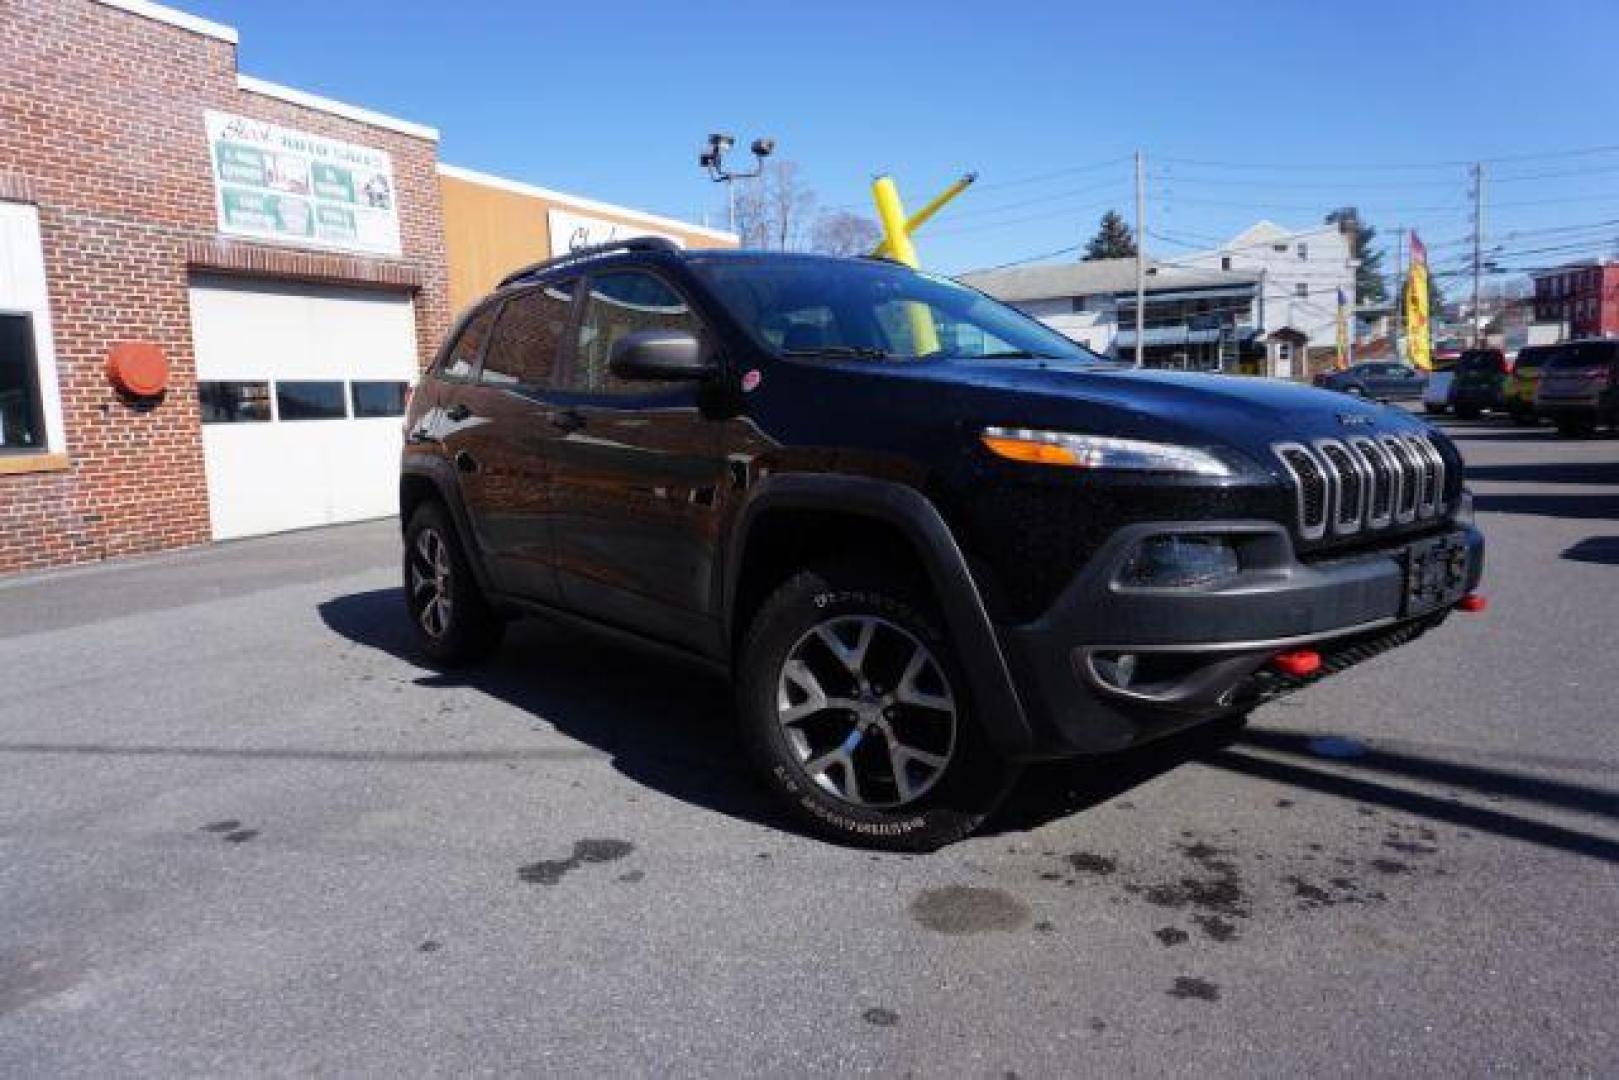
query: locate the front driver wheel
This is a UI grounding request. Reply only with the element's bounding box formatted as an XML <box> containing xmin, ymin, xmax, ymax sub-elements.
<box><xmin>403</xmin><ymin>502</ymin><xmax>504</xmax><ymax>664</ymax></box>
<box><xmin>737</xmin><ymin>563</ymin><xmax>1019</xmax><ymax>851</ymax></box>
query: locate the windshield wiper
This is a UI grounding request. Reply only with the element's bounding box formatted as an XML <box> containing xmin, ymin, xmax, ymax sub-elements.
<box><xmin>781</xmin><ymin>345</ymin><xmax>891</xmax><ymax>361</ymax></box>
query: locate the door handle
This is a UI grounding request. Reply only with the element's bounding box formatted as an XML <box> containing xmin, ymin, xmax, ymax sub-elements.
<box><xmin>551</xmin><ymin>408</ymin><xmax>586</xmax><ymax>433</ymax></box>
<box><xmin>444</xmin><ymin>402</ymin><xmax>471</xmax><ymax>422</ymax></box>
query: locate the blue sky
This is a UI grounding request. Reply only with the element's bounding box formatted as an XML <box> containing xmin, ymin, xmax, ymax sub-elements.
<box><xmin>184</xmin><ymin>0</ymin><xmax>1619</xmax><ymax>278</ymax></box>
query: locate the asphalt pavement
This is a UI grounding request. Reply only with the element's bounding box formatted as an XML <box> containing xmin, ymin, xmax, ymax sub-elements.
<box><xmin>1</xmin><ymin>412</ymin><xmax>1615</xmax><ymax>1076</ymax></box>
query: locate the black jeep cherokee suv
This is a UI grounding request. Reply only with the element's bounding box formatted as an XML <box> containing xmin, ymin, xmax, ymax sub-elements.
<box><xmin>399</xmin><ymin>239</ymin><xmax>1485</xmax><ymax>850</ymax></box>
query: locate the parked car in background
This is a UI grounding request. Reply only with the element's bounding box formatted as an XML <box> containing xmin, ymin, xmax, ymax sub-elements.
<box><xmin>1314</xmin><ymin>361</ymin><xmax>1428</xmax><ymax>401</ymax></box>
<box><xmin>1536</xmin><ymin>339</ymin><xmax>1619</xmax><ymax>437</ymax></box>
<box><xmin>1451</xmin><ymin>349</ymin><xmax>1509</xmax><ymax>419</ymax></box>
<box><xmin>1503</xmin><ymin>345</ymin><xmax>1555</xmax><ymax>424</ymax></box>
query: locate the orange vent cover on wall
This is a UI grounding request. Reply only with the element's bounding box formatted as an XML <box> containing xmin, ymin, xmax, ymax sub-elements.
<box><xmin>106</xmin><ymin>341</ymin><xmax>169</xmax><ymax>397</ymax></box>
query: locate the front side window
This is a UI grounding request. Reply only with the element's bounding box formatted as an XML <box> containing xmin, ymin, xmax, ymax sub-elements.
<box><xmin>441</xmin><ymin>302</ymin><xmax>499</xmax><ymax>379</ymax></box>
<box><xmin>689</xmin><ymin>256</ymin><xmax>1097</xmax><ymax>363</ymax></box>
<box><xmin>482</xmin><ymin>281</ymin><xmax>576</xmax><ymax>386</ymax></box>
<box><xmin>276</xmin><ymin>380</ymin><xmax>346</xmax><ymax>420</ymax></box>
<box><xmin>199</xmin><ymin>380</ymin><xmax>271</xmax><ymax>423</ymax></box>
<box><xmin>0</xmin><ymin>313</ymin><xmax>46</xmax><ymax>451</ymax></box>
<box><xmin>570</xmin><ymin>271</ymin><xmax>701</xmax><ymax>394</ymax></box>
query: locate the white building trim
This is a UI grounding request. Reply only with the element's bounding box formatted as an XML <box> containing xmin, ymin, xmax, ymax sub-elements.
<box><xmin>91</xmin><ymin>0</ymin><xmax>237</xmax><ymax>43</ymax></box>
<box><xmin>438</xmin><ymin>163</ymin><xmax>739</xmax><ymax>246</ymax></box>
<box><xmin>236</xmin><ymin>75</ymin><xmax>439</xmax><ymax>142</ymax></box>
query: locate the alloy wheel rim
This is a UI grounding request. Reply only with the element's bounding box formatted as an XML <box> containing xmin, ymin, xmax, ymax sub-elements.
<box><xmin>775</xmin><ymin>615</ymin><xmax>957</xmax><ymax>809</ymax></box>
<box><xmin>408</xmin><ymin>528</ymin><xmax>454</xmax><ymax>639</ymax></box>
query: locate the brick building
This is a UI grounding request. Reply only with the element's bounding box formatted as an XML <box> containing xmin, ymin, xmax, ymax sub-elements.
<box><xmin>1531</xmin><ymin>261</ymin><xmax>1619</xmax><ymax>340</ymax></box>
<box><xmin>1</xmin><ymin>0</ymin><xmax>734</xmax><ymax>575</ymax></box>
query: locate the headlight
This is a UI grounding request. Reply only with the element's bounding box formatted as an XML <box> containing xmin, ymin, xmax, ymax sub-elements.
<box><xmin>980</xmin><ymin>426</ymin><xmax>1232</xmax><ymax>476</ymax></box>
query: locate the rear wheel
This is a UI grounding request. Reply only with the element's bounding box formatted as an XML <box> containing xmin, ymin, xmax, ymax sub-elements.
<box><xmin>1455</xmin><ymin>405</ymin><xmax>1481</xmax><ymax>420</ymax></box>
<box><xmin>1423</xmin><ymin>403</ymin><xmax>1447</xmax><ymax>415</ymax></box>
<box><xmin>1556</xmin><ymin>419</ymin><xmax>1595</xmax><ymax>439</ymax></box>
<box><xmin>403</xmin><ymin>501</ymin><xmax>504</xmax><ymax>664</ymax></box>
<box><xmin>736</xmin><ymin>562</ymin><xmax>1019</xmax><ymax>851</ymax></box>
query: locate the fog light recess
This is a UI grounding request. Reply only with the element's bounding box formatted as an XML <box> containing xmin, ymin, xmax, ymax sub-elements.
<box><xmin>1120</xmin><ymin>535</ymin><xmax>1241</xmax><ymax>589</ymax></box>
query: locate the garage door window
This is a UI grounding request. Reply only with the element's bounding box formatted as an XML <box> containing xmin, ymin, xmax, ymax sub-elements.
<box><xmin>0</xmin><ymin>313</ymin><xmax>47</xmax><ymax>451</ymax></box>
<box><xmin>198</xmin><ymin>380</ymin><xmax>272</xmax><ymax>423</ymax></box>
<box><xmin>350</xmin><ymin>380</ymin><xmax>410</xmax><ymax>418</ymax></box>
<box><xmin>276</xmin><ymin>380</ymin><xmax>347</xmax><ymax>420</ymax></box>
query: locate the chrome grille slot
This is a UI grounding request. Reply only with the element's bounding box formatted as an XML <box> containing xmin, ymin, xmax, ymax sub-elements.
<box><xmin>1317</xmin><ymin>440</ymin><xmax>1364</xmax><ymax>534</ymax></box>
<box><xmin>1354</xmin><ymin>437</ymin><xmax>1394</xmax><ymax>527</ymax></box>
<box><xmin>1275</xmin><ymin>443</ymin><xmax>1327</xmax><ymax>540</ymax></box>
<box><xmin>1381</xmin><ymin>436</ymin><xmax>1419</xmax><ymax>522</ymax></box>
<box><xmin>1404</xmin><ymin>434</ymin><xmax>1440</xmax><ymax>517</ymax></box>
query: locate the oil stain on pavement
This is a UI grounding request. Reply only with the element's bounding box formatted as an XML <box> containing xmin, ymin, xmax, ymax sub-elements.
<box><xmin>910</xmin><ymin>885</ymin><xmax>1030</xmax><ymax>934</ymax></box>
<box><xmin>518</xmin><ymin>838</ymin><xmax>635</xmax><ymax>885</ymax></box>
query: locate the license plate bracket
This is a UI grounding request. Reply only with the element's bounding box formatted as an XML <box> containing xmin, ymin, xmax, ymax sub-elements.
<box><xmin>1404</xmin><ymin>532</ymin><xmax>1470</xmax><ymax>617</ymax></box>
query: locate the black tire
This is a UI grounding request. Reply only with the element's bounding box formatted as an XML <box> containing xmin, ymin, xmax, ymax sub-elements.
<box><xmin>402</xmin><ymin>501</ymin><xmax>504</xmax><ymax>664</ymax></box>
<box><xmin>1556</xmin><ymin>419</ymin><xmax>1595</xmax><ymax>439</ymax></box>
<box><xmin>1423</xmin><ymin>404</ymin><xmax>1447</xmax><ymax>415</ymax></box>
<box><xmin>1455</xmin><ymin>405</ymin><xmax>1481</xmax><ymax>420</ymax></box>
<box><xmin>1510</xmin><ymin>409</ymin><xmax>1537</xmax><ymax>426</ymax></box>
<box><xmin>736</xmin><ymin>562</ymin><xmax>1020</xmax><ymax>851</ymax></box>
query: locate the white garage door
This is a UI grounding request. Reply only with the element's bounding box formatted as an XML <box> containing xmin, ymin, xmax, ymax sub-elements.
<box><xmin>188</xmin><ymin>276</ymin><xmax>417</xmax><ymax>540</ymax></box>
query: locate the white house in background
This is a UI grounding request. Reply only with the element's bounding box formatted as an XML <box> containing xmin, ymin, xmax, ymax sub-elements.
<box><xmin>959</xmin><ymin>258</ymin><xmax>1262</xmax><ymax>372</ymax></box>
<box><xmin>1172</xmin><ymin>221</ymin><xmax>1355</xmax><ymax>374</ymax></box>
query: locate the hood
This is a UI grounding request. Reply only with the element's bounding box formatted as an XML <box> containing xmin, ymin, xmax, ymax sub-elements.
<box><xmin>897</xmin><ymin>359</ymin><xmax>1435</xmax><ymax>467</ymax></box>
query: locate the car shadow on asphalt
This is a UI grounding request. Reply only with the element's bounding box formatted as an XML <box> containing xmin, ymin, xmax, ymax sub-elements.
<box><xmin>318</xmin><ymin>587</ymin><xmax>1259</xmax><ymax>844</ymax></box>
<box><xmin>1561</xmin><ymin>536</ymin><xmax>1619</xmax><ymax>565</ymax></box>
<box><xmin>318</xmin><ymin>588</ymin><xmax>1619</xmax><ymax>858</ymax></box>
<box><xmin>1464</xmin><ymin>461</ymin><xmax>1619</xmax><ymax>485</ymax></box>
<box><xmin>1471</xmin><ymin>492</ymin><xmax>1619</xmax><ymax>520</ymax></box>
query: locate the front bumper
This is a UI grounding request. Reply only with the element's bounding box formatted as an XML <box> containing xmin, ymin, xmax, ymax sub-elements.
<box><xmin>995</xmin><ymin>518</ymin><xmax>1485</xmax><ymax>760</ymax></box>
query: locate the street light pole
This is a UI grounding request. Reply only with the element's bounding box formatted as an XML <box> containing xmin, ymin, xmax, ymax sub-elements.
<box><xmin>1134</xmin><ymin>150</ymin><xmax>1145</xmax><ymax>369</ymax></box>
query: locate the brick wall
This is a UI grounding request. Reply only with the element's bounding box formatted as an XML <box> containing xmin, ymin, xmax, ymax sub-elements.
<box><xmin>0</xmin><ymin>0</ymin><xmax>448</xmax><ymax>575</ymax></box>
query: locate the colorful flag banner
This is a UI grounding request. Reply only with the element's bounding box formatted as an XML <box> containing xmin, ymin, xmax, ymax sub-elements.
<box><xmin>1404</xmin><ymin>233</ymin><xmax>1432</xmax><ymax>371</ymax></box>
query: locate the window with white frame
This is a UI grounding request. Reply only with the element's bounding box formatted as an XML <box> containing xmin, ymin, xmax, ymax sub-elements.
<box><xmin>1297</xmin><ymin>242</ymin><xmax>1309</xmax><ymax>260</ymax></box>
<box><xmin>0</xmin><ymin>202</ymin><xmax>67</xmax><ymax>460</ymax></box>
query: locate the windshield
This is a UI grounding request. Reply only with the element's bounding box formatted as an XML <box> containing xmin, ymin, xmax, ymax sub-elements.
<box><xmin>688</xmin><ymin>255</ymin><xmax>1101</xmax><ymax>363</ymax></box>
<box><xmin>1458</xmin><ymin>351</ymin><xmax>1504</xmax><ymax>374</ymax></box>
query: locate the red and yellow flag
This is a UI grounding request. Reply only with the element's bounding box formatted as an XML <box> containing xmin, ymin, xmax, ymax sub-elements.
<box><xmin>1404</xmin><ymin>233</ymin><xmax>1432</xmax><ymax>371</ymax></box>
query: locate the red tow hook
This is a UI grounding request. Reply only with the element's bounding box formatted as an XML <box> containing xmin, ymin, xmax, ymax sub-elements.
<box><xmin>1271</xmin><ymin>649</ymin><xmax>1322</xmax><ymax>677</ymax></box>
<box><xmin>1456</xmin><ymin>593</ymin><xmax>1488</xmax><ymax>613</ymax></box>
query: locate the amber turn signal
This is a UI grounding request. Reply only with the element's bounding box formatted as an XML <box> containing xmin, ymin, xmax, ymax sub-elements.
<box><xmin>979</xmin><ymin>434</ymin><xmax>1083</xmax><ymax>467</ymax></box>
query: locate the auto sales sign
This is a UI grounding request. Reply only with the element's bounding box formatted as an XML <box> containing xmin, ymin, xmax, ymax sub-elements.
<box><xmin>206</xmin><ymin>111</ymin><xmax>402</xmax><ymax>257</ymax></box>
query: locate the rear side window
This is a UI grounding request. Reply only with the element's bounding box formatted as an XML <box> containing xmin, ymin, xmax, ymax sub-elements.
<box><xmin>441</xmin><ymin>303</ymin><xmax>499</xmax><ymax>380</ymax></box>
<box><xmin>570</xmin><ymin>271</ymin><xmax>700</xmax><ymax>394</ymax></box>
<box><xmin>1547</xmin><ymin>342</ymin><xmax>1619</xmax><ymax>370</ymax></box>
<box><xmin>482</xmin><ymin>282</ymin><xmax>576</xmax><ymax>386</ymax></box>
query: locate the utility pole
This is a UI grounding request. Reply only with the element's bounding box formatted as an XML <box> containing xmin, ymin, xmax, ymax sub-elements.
<box><xmin>1134</xmin><ymin>150</ymin><xmax>1146</xmax><ymax>368</ymax></box>
<box><xmin>1471</xmin><ymin>162</ymin><xmax>1485</xmax><ymax>348</ymax></box>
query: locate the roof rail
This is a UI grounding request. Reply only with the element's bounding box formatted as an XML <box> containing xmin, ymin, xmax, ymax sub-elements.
<box><xmin>497</xmin><ymin>237</ymin><xmax>681</xmax><ymax>288</ymax></box>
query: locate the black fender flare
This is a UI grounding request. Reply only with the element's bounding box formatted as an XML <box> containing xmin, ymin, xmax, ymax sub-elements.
<box><xmin>721</xmin><ymin>473</ymin><xmax>1033</xmax><ymax>757</ymax></box>
<box><xmin>399</xmin><ymin>458</ymin><xmax>499</xmax><ymax>598</ymax></box>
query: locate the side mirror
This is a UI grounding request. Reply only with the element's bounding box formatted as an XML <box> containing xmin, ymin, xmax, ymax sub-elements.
<box><xmin>609</xmin><ymin>329</ymin><xmax>714</xmax><ymax>381</ymax></box>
